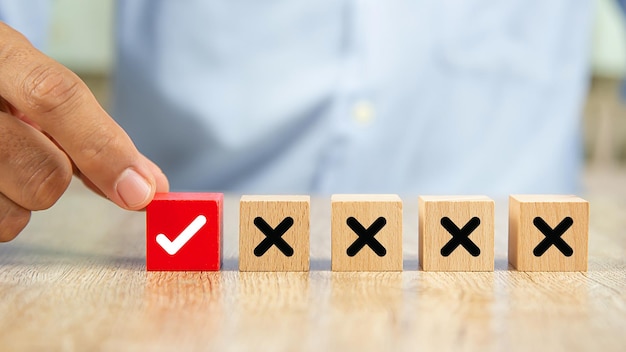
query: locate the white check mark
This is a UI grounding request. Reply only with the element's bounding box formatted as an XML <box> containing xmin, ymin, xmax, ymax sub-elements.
<box><xmin>156</xmin><ymin>215</ymin><xmax>207</xmax><ymax>255</ymax></box>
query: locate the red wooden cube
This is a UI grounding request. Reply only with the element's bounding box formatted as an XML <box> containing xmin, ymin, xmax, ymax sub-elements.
<box><xmin>146</xmin><ymin>193</ymin><xmax>223</xmax><ymax>271</ymax></box>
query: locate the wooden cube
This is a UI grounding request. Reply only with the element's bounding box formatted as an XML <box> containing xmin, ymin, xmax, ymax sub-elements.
<box><xmin>331</xmin><ymin>194</ymin><xmax>402</xmax><ymax>271</ymax></box>
<box><xmin>509</xmin><ymin>195</ymin><xmax>589</xmax><ymax>272</ymax></box>
<box><xmin>418</xmin><ymin>196</ymin><xmax>494</xmax><ymax>271</ymax></box>
<box><xmin>146</xmin><ymin>193</ymin><xmax>223</xmax><ymax>271</ymax></box>
<box><xmin>239</xmin><ymin>195</ymin><xmax>310</xmax><ymax>271</ymax></box>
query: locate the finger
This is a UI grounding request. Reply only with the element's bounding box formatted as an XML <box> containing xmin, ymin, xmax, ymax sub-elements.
<box><xmin>74</xmin><ymin>154</ymin><xmax>168</xmax><ymax>202</ymax></box>
<box><xmin>0</xmin><ymin>23</ymin><xmax>168</xmax><ymax>210</ymax></box>
<box><xmin>0</xmin><ymin>111</ymin><xmax>73</xmax><ymax>210</ymax></box>
<box><xmin>0</xmin><ymin>96</ymin><xmax>43</xmax><ymax>132</ymax></box>
<box><xmin>0</xmin><ymin>192</ymin><xmax>31</xmax><ymax>242</ymax></box>
<box><xmin>0</xmin><ymin>96</ymin><xmax>9</xmax><ymax>112</ymax></box>
<box><xmin>145</xmin><ymin>157</ymin><xmax>170</xmax><ymax>194</ymax></box>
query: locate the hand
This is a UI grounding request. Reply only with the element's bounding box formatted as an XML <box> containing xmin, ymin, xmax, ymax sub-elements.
<box><xmin>0</xmin><ymin>23</ymin><xmax>169</xmax><ymax>241</ymax></box>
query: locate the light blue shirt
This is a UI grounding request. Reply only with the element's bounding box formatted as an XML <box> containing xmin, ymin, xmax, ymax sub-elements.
<box><xmin>3</xmin><ymin>1</ymin><xmax>592</xmax><ymax>196</ymax></box>
<box><xmin>0</xmin><ymin>0</ymin><xmax>49</xmax><ymax>49</ymax></box>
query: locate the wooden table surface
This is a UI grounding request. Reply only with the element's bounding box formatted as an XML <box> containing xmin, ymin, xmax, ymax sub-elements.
<box><xmin>0</xmin><ymin>180</ymin><xmax>625</xmax><ymax>352</ymax></box>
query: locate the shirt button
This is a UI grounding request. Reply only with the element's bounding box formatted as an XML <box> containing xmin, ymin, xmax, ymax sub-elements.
<box><xmin>352</xmin><ymin>100</ymin><xmax>375</xmax><ymax>126</ymax></box>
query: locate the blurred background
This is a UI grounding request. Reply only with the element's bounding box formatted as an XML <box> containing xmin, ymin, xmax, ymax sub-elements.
<box><xmin>45</xmin><ymin>0</ymin><xmax>626</xmax><ymax>196</ymax></box>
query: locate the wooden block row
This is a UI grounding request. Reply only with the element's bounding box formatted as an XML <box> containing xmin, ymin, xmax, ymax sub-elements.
<box><xmin>146</xmin><ymin>194</ymin><xmax>589</xmax><ymax>272</ymax></box>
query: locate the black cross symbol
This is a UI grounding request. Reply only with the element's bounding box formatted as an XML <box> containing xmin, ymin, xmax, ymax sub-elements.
<box><xmin>440</xmin><ymin>217</ymin><xmax>481</xmax><ymax>257</ymax></box>
<box><xmin>532</xmin><ymin>217</ymin><xmax>574</xmax><ymax>257</ymax></box>
<box><xmin>253</xmin><ymin>217</ymin><xmax>294</xmax><ymax>257</ymax></box>
<box><xmin>346</xmin><ymin>217</ymin><xmax>387</xmax><ymax>257</ymax></box>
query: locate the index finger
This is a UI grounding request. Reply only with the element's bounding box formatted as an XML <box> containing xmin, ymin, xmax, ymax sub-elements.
<box><xmin>0</xmin><ymin>23</ymin><xmax>168</xmax><ymax>209</ymax></box>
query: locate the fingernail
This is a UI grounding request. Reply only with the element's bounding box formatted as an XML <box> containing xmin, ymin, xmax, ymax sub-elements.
<box><xmin>116</xmin><ymin>168</ymin><xmax>152</xmax><ymax>208</ymax></box>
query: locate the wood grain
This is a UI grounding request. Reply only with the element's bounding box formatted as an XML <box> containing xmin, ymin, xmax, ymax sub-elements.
<box><xmin>331</xmin><ymin>194</ymin><xmax>403</xmax><ymax>271</ymax></box>
<box><xmin>239</xmin><ymin>195</ymin><xmax>310</xmax><ymax>271</ymax></box>
<box><xmin>419</xmin><ymin>195</ymin><xmax>494</xmax><ymax>271</ymax></box>
<box><xmin>0</xmin><ymin>181</ymin><xmax>624</xmax><ymax>351</ymax></box>
<box><xmin>509</xmin><ymin>195</ymin><xmax>589</xmax><ymax>271</ymax></box>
